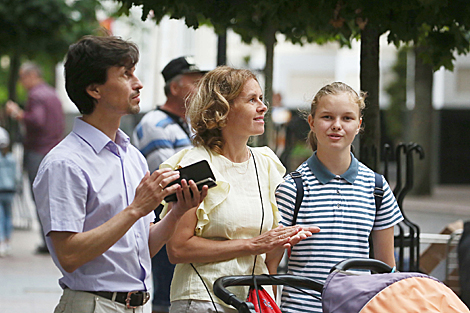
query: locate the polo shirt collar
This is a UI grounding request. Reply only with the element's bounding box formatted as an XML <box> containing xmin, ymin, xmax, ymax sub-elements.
<box><xmin>306</xmin><ymin>151</ymin><xmax>359</xmax><ymax>184</ymax></box>
<box><xmin>72</xmin><ymin>117</ymin><xmax>130</xmax><ymax>154</ymax></box>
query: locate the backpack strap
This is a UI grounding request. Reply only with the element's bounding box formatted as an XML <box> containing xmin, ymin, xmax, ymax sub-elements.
<box><xmin>370</xmin><ymin>172</ymin><xmax>384</xmax><ymax>259</ymax></box>
<box><xmin>289</xmin><ymin>171</ymin><xmax>304</xmax><ymax>226</ymax></box>
<box><xmin>373</xmin><ymin>172</ymin><xmax>384</xmax><ymax>211</ymax></box>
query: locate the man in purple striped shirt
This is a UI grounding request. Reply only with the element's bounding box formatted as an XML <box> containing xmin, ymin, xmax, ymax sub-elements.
<box><xmin>6</xmin><ymin>62</ymin><xmax>65</xmax><ymax>254</ymax></box>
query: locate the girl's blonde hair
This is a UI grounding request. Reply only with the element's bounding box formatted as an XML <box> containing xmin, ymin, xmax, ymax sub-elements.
<box><xmin>307</xmin><ymin>82</ymin><xmax>366</xmax><ymax>150</ymax></box>
<box><xmin>186</xmin><ymin>66</ymin><xmax>258</xmax><ymax>154</ymax></box>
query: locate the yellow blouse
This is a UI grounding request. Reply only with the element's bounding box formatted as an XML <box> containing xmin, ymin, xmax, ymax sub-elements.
<box><xmin>160</xmin><ymin>146</ymin><xmax>286</xmax><ymax>307</ymax></box>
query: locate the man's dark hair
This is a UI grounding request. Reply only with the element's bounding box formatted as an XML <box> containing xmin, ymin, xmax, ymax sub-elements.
<box><xmin>64</xmin><ymin>35</ymin><xmax>139</xmax><ymax>115</ymax></box>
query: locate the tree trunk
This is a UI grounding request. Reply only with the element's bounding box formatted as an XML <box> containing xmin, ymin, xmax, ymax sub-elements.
<box><xmin>8</xmin><ymin>53</ymin><xmax>21</xmax><ymax>102</ymax></box>
<box><xmin>359</xmin><ymin>26</ymin><xmax>381</xmax><ymax>171</ymax></box>
<box><xmin>217</xmin><ymin>28</ymin><xmax>227</xmax><ymax>66</ymax></box>
<box><xmin>5</xmin><ymin>53</ymin><xmax>21</xmax><ymax>143</ymax></box>
<box><xmin>409</xmin><ymin>46</ymin><xmax>433</xmax><ymax>195</ymax></box>
<box><xmin>260</xmin><ymin>25</ymin><xmax>276</xmax><ymax>147</ymax></box>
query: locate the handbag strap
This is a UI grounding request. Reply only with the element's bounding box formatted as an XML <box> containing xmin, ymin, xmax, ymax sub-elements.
<box><xmin>250</xmin><ymin>148</ymin><xmax>265</xmax><ymax>312</ymax></box>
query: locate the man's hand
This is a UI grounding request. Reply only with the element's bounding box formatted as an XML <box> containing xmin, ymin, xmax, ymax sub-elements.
<box><xmin>148</xmin><ymin>177</ymin><xmax>208</xmax><ymax>257</ymax></box>
<box><xmin>130</xmin><ymin>168</ymin><xmax>180</xmax><ymax>217</ymax></box>
<box><xmin>6</xmin><ymin>100</ymin><xmax>23</xmax><ymax>120</ymax></box>
<box><xmin>170</xmin><ymin>179</ymin><xmax>208</xmax><ymax>219</ymax></box>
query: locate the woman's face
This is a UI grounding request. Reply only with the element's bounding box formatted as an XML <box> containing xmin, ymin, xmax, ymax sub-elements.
<box><xmin>223</xmin><ymin>78</ymin><xmax>267</xmax><ymax>141</ymax></box>
<box><xmin>308</xmin><ymin>93</ymin><xmax>362</xmax><ymax>154</ymax></box>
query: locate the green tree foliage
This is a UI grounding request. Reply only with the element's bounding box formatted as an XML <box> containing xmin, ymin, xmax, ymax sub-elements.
<box><xmin>0</xmin><ymin>0</ymin><xmax>101</xmax><ymax>103</ymax></box>
<box><xmin>116</xmin><ymin>0</ymin><xmax>354</xmax><ymax>146</ymax></box>
<box><xmin>315</xmin><ymin>1</ymin><xmax>470</xmax><ymax>170</ymax></box>
<box><xmin>117</xmin><ymin>0</ymin><xmax>470</xmax><ymax>173</ymax></box>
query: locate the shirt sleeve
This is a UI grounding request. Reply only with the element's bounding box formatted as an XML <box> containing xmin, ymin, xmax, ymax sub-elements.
<box><xmin>23</xmin><ymin>95</ymin><xmax>47</xmax><ymax>130</ymax></box>
<box><xmin>33</xmin><ymin>158</ymin><xmax>88</xmax><ymax>236</ymax></box>
<box><xmin>133</xmin><ymin>123</ymin><xmax>174</xmax><ymax>172</ymax></box>
<box><xmin>252</xmin><ymin>147</ymin><xmax>286</xmax><ymax>228</ymax></box>
<box><xmin>373</xmin><ymin>176</ymin><xmax>404</xmax><ymax>230</ymax></box>
<box><xmin>275</xmin><ymin>176</ymin><xmax>297</xmax><ymax>227</ymax></box>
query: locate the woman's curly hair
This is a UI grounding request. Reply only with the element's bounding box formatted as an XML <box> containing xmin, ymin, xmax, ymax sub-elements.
<box><xmin>186</xmin><ymin>66</ymin><xmax>258</xmax><ymax>154</ymax></box>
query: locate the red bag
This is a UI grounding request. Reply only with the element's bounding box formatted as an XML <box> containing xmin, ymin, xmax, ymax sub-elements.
<box><xmin>246</xmin><ymin>286</ymin><xmax>282</xmax><ymax>313</ymax></box>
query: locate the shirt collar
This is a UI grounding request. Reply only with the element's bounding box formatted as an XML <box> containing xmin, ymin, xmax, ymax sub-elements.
<box><xmin>306</xmin><ymin>151</ymin><xmax>359</xmax><ymax>184</ymax></box>
<box><xmin>72</xmin><ymin>117</ymin><xmax>130</xmax><ymax>154</ymax></box>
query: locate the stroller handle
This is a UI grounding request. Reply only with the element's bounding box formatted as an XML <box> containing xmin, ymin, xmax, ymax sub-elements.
<box><xmin>331</xmin><ymin>258</ymin><xmax>393</xmax><ymax>274</ymax></box>
<box><xmin>213</xmin><ymin>274</ymin><xmax>324</xmax><ymax>313</ymax></box>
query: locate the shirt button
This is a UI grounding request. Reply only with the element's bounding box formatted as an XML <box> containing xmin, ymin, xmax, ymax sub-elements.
<box><xmin>337</xmin><ymin>204</ymin><xmax>340</xmax><ymax>208</ymax></box>
<box><xmin>337</xmin><ymin>190</ymin><xmax>340</xmax><ymax>194</ymax></box>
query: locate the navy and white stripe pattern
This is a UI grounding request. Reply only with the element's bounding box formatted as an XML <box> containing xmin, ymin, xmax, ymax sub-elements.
<box><xmin>133</xmin><ymin>109</ymin><xmax>192</xmax><ymax>172</ymax></box>
<box><xmin>276</xmin><ymin>153</ymin><xmax>403</xmax><ymax>313</ymax></box>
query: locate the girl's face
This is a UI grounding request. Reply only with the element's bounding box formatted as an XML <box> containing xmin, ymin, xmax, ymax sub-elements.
<box><xmin>308</xmin><ymin>93</ymin><xmax>362</xmax><ymax>154</ymax></box>
<box><xmin>223</xmin><ymin>78</ymin><xmax>267</xmax><ymax>141</ymax></box>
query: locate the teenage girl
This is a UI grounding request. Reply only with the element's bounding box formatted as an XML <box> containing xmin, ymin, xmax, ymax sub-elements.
<box><xmin>275</xmin><ymin>82</ymin><xmax>403</xmax><ymax>313</ymax></box>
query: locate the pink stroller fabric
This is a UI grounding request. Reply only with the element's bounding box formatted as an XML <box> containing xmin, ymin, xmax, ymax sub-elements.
<box><xmin>322</xmin><ymin>270</ymin><xmax>469</xmax><ymax>313</ymax></box>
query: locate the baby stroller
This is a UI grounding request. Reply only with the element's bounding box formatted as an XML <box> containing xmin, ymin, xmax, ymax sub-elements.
<box><xmin>213</xmin><ymin>258</ymin><xmax>469</xmax><ymax>313</ymax></box>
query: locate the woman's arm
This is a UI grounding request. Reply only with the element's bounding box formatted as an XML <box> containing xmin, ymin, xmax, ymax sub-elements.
<box><xmin>166</xmin><ymin>208</ymin><xmax>310</xmax><ymax>264</ymax></box>
<box><xmin>371</xmin><ymin>226</ymin><xmax>396</xmax><ymax>267</ymax></box>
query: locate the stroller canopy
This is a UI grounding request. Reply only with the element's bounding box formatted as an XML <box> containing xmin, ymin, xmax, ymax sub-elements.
<box><xmin>322</xmin><ymin>270</ymin><xmax>469</xmax><ymax>313</ymax></box>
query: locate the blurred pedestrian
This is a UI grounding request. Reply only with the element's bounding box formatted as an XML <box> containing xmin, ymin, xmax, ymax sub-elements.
<box><xmin>33</xmin><ymin>35</ymin><xmax>207</xmax><ymax>313</ymax></box>
<box><xmin>6</xmin><ymin>62</ymin><xmax>65</xmax><ymax>254</ymax></box>
<box><xmin>0</xmin><ymin>126</ymin><xmax>17</xmax><ymax>257</ymax></box>
<box><xmin>133</xmin><ymin>56</ymin><xmax>206</xmax><ymax>313</ymax></box>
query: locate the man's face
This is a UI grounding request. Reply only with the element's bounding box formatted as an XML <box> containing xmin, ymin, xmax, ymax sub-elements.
<box><xmin>90</xmin><ymin>65</ymin><xmax>143</xmax><ymax>116</ymax></box>
<box><xmin>19</xmin><ymin>70</ymin><xmax>35</xmax><ymax>90</ymax></box>
<box><xmin>175</xmin><ymin>72</ymin><xmax>203</xmax><ymax>104</ymax></box>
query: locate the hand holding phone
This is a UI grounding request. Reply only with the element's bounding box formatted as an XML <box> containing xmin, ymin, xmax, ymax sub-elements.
<box><xmin>164</xmin><ymin>160</ymin><xmax>217</xmax><ymax>202</ymax></box>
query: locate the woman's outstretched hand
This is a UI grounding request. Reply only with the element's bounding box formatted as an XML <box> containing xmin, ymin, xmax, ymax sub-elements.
<box><xmin>250</xmin><ymin>225</ymin><xmax>320</xmax><ymax>255</ymax></box>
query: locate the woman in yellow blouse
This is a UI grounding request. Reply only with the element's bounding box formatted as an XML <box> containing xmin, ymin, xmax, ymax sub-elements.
<box><xmin>160</xmin><ymin>66</ymin><xmax>319</xmax><ymax>313</ymax></box>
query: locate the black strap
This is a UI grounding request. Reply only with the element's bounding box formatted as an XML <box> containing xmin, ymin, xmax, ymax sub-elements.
<box><xmin>157</xmin><ymin>108</ymin><xmax>191</xmax><ymax>137</ymax></box>
<box><xmin>370</xmin><ymin>172</ymin><xmax>384</xmax><ymax>259</ymax></box>
<box><xmin>373</xmin><ymin>172</ymin><xmax>384</xmax><ymax>210</ymax></box>
<box><xmin>289</xmin><ymin>171</ymin><xmax>304</xmax><ymax>226</ymax></box>
<box><xmin>251</xmin><ymin>149</ymin><xmax>265</xmax><ymax>312</ymax></box>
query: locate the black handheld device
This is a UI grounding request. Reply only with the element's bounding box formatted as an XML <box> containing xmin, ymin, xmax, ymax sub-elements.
<box><xmin>164</xmin><ymin>160</ymin><xmax>217</xmax><ymax>202</ymax></box>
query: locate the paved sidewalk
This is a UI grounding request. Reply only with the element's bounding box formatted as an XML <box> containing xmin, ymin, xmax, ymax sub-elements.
<box><xmin>0</xmin><ymin>224</ymin><xmax>62</xmax><ymax>313</ymax></box>
<box><xmin>0</xmin><ymin>185</ymin><xmax>468</xmax><ymax>313</ymax></box>
<box><xmin>0</xmin><ymin>221</ymin><xmax>153</xmax><ymax>313</ymax></box>
<box><xmin>402</xmin><ymin>185</ymin><xmax>470</xmax><ymax>233</ymax></box>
